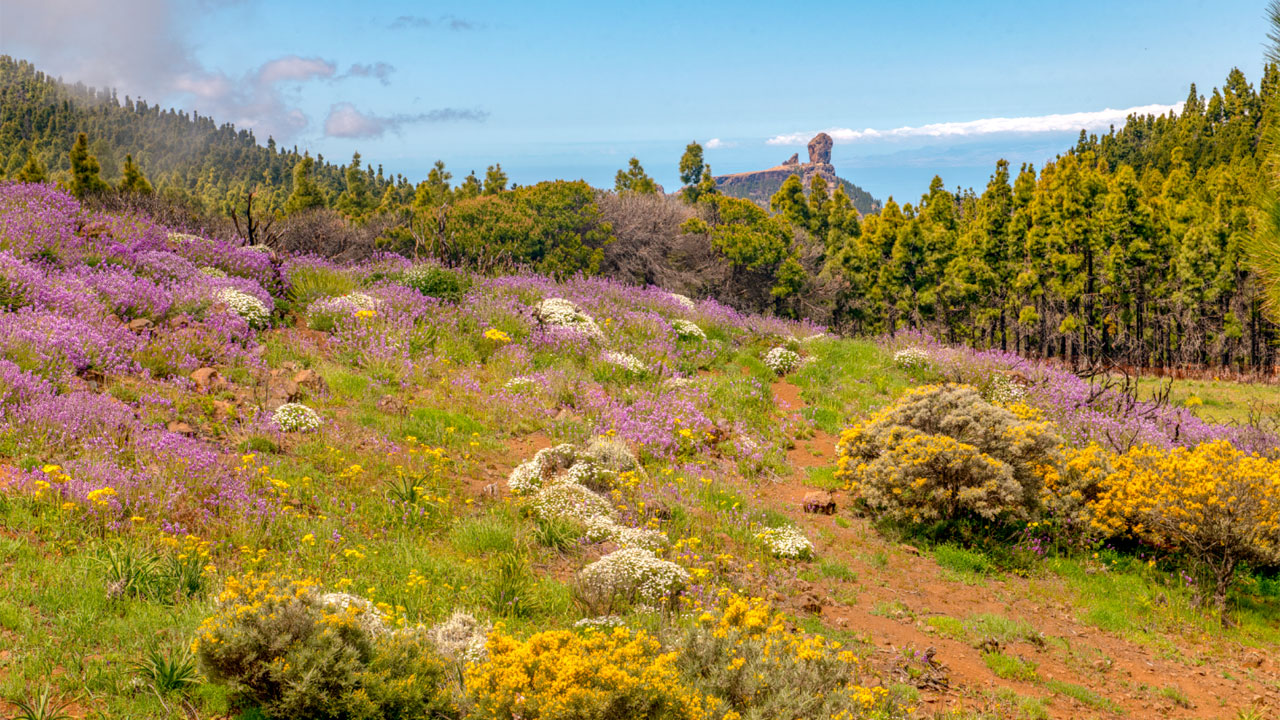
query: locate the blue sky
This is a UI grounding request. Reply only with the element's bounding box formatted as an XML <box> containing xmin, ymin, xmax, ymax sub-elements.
<box><xmin>2</xmin><ymin>0</ymin><xmax>1273</xmax><ymax>202</ymax></box>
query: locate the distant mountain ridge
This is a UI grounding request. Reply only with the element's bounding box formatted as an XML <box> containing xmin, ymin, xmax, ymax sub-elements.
<box><xmin>714</xmin><ymin>133</ymin><xmax>881</xmax><ymax>215</ymax></box>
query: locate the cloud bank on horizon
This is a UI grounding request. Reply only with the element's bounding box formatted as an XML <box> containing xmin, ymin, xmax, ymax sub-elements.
<box><xmin>765</xmin><ymin>102</ymin><xmax>1185</xmax><ymax>146</ymax></box>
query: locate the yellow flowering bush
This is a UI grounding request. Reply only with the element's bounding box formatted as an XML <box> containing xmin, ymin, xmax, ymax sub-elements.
<box><xmin>835</xmin><ymin>384</ymin><xmax>1061</xmax><ymax>525</ymax></box>
<box><xmin>673</xmin><ymin>595</ymin><xmax>903</xmax><ymax>720</ymax></box>
<box><xmin>194</xmin><ymin>572</ymin><xmax>456</xmax><ymax>719</ymax></box>
<box><xmin>1091</xmin><ymin>440</ymin><xmax>1280</xmax><ymax>615</ymax></box>
<box><xmin>1039</xmin><ymin>442</ymin><xmax>1114</xmax><ymax>530</ymax></box>
<box><xmin>466</xmin><ymin>625</ymin><xmax>706</xmax><ymax>719</ymax></box>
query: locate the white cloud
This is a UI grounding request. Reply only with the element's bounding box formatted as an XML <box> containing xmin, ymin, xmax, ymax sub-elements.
<box><xmin>765</xmin><ymin>103</ymin><xmax>1184</xmax><ymax>145</ymax></box>
<box><xmin>324</xmin><ymin>102</ymin><xmax>488</xmax><ymax>139</ymax></box>
<box><xmin>705</xmin><ymin>138</ymin><xmax>736</xmax><ymax>149</ymax></box>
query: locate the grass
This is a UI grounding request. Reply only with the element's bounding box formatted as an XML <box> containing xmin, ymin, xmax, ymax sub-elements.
<box><xmin>1043</xmin><ymin>678</ymin><xmax>1121</xmax><ymax>713</ymax></box>
<box><xmin>926</xmin><ymin>613</ymin><xmax>1043</xmax><ymax>648</ymax></box>
<box><xmin>1134</xmin><ymin>375</ymin><xmax>1280</xmax><ymax>424</ymax></box>
<box><xmin>981</xmin><ymin>650</ymin><xmax>1039</xmax><ymax>682</ymax></box>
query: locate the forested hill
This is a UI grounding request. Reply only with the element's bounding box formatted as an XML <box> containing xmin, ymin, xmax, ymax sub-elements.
<box><xmin>0</xmin><ymin>55</ymin><xmax>413</xmax><ymax>216</ymax></box>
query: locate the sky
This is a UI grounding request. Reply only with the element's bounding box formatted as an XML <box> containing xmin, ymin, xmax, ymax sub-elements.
<box><xmin>0</xmin><ymin>0</ymin><xmax>1273</xmax><ymax>202</ymax></box>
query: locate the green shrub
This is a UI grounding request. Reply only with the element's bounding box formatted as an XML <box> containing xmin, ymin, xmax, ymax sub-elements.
<box><xmin>835</xmin><ymin>384</ymin><xmax>1061</xmax><ymax>526</ymax></box>
<box><xmin>194</xmin><ymin>573</ymin><xmax>456</xmax><ymax>720</ymax></box>
<box><xmin>287</xmin><ymin>264</ymin><xmax>356</xmax><ymax>308</ymax></box>
<box><xmin>402</xmin><ymin>264</ymin><xmax>470</xmax><ymax>303</ymax></box>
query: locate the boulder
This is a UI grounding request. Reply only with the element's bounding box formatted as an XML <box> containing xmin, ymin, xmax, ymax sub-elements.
<box><xmin>802</xmin><ymin>491</ymin><xmax>837</xmax><ymax>515</ymax></box>
<box><xmin>190</xmin><ymin>367</ymin><xmax>224</xmax><ymax>392</ymax></box>
<box><xmin>808</xmin><ymin>132</ymin><xmax>833</xmax><ymax>165</ymax></box>
<box><xmin>127</xmin><ymin>318</ymin><xmax>153</xmax><ymax>332</ymax></box>
<box><xmin>167</xmin><ymin>421</ymin><xmax>194</xmax><ymax>436</ymax></box>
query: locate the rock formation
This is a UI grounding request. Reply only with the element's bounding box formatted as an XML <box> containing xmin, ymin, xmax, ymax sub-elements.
<box><xmin>712</xmin><ymin>132</ymin><xmax>880</xmax><ymax>215</ymax></box>
<box><xmin>808</xmin><ymin>132</ymin><xmax>833</xmax><ymax>164</ymax></box>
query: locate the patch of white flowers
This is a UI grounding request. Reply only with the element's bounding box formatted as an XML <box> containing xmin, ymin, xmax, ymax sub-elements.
<box><xmin>799</xmin><ymin>332</ymin><xmax>828</xmax><ymax>343</ymax></box>
<box><xmin>308</xmin><ymin>292</ymin><xmax>380</xmax><ymax>319</ymax></box>
<box><xmin>199</xmin><ymin>266</ymin><xmax>227</xmax><ymax>278</ymax></box>
<box><xmin>503</xmin><ymin>376</ymin><xmax>539</xmax><ymax>393</ymax></box>
<box><xmin>532</xmin><ymin>482</ymin><xmax>617</xmax><ymax>525</ymax></box>
<box><xmin>577</xmin><ymin>548</ymin><xmax>689</xmax><ymax>606</ymax></box>
<box><xmin>574</xmin><ymin>615</ymin><xmax>625</xmax><ymax>629</ymax></box>
<box><xmin>763</xmin><ymin>346</ymin><xmax>801</xmax><ymax>375</ymax></box>
<box><xmin>988</xmin><ymin>374</ymin><xmax>1027</xmax><ymax>405</ymax></box>
<box><xmin>602</xmin><ymin>351</ymin><xmax>649</xmax><ymax>375</ymax></box>
<box><xmin>758</xmin><ymin>525</ymin><xmax>814</xmax><ymax>559</ymax></box>
<box><xmin>506</xmin><ymin>443</ymin><xmax>579</xmax><ymax>496</ymax></box>
<box><xmin>534</xmin><ymin>297</ymin><xmax>604</xmax><ymax>341</ymax></box>
<box><xmin>583</xmin><ymin>515</ymin><xmax>669</xmax><ymax>550</ymax></box>
<box><xmin>215</xmin><ymin>287</ymin><xmax>271</xmax><ymax>328</ymax></box>
<box><xmin>272</xmin><ymin>402</ymin><xmax>322</xmax><ymax>433</ymax></box>
<box><xmin>316</xmin><ymin>591</ymin><xmax>389</xmax><ymax>636</ymax></box>
<box><xmin>671</xmin><ymin>319</ymin><xmax>706</xmax><ymax>340</ymax></box>
<box><xmin>668</xmin><ymin>292</ymin><xmax>696</xmax><ymax>311</ymax></box>
<box><xmin>893</xmin><ymin>346</ymin><xmax>931</xmax><ymax>371</ymax></box>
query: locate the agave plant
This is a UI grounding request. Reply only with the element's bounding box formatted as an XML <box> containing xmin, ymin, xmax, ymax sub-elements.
<box><xmin>131</xmin><ymin>645</ymin><xmax>201</xmax><ymax>694</ymax></box>
<box><xmin>8</xmin><ymin>685</ymin><xmax>74</xmax><ymax>720</ymax></box>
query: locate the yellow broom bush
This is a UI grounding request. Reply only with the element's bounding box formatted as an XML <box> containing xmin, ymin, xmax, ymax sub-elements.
<box><xmin>1091</xmin><ymin>440</ymin><xmax>1280</xmax><ymax>616</ymax></box>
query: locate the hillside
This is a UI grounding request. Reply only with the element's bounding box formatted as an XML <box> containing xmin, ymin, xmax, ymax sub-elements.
<box><xmin>0</xmin><ymin>56</ymin><xmax>400</xmax><ymax>217</ymax></box>
<box><xmin>1</xmin><ymin>183</ymin><xmax>1278</xmax><ymax>719</ymax></box>
<box><xmin>715</xmin><ymin>133</ymin><xmax>882</xmax><ymax>215</ymax></box>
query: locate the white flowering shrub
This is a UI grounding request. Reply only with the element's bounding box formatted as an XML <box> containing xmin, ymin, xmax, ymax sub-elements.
<box><xmin>574</xmin><ymin>615</ymin><xmax>625</xmax><ymax>629</ymax></box>
<box><xmin>307</xmin><ymin>292</ymin><xmax>381</xmax><ymax>331</ymax></box>
<box><xmin>534</xmin><ymin>298</ymin><xmax>605</xmax><ymax>340</ymax></box>
<box><xmin>758</xmin><ymin>525</ymin><xmax>814</xmax><ymax>559</ymax></box>
<box><xmin>602</xmin><ymin>351</ymin><xmax>649</xmax><ymax>375</ymax></box>
<box><xmin>215</xmin><ymin>287</ymin><xmax>271</xmax><ymax>328</ymax></box>
<box><xmin>316</xmin><ymin>591</ymin><xmax>389</xmax><ymax>636</ymax></box>
<box><xmin>987</xmin><ymin>374</ymin><xmax>1027</xmax><ymax>405</ymax></box>
<box><xmin>671</xmin><ymin>319</ymin><xmax>706</xmax><ymax>341</ymax></box>
<box><xmin>893</xmin><ymin>346</ymin><xmax>931</xmax><ymax>371</ymax></box>
<box><xmin>506</xmin><ymin>443</ymin><xmax>579</xmax><ymax>496</ymax></box>
<box><xmin>563</xmin><ymin>461</ymin><xmax>616</xmax><ymax>492</ymax></box>
<box><xmin>575</xmin><ymin>547</ymin><xmax>690</xmax><ymax>613</ymax></box>
<box><xmin>272</xmin><ymin>402</ymin><xmax>322</xmax><ymax>433</ymax></box>
<box><xmin>531</xmin><ymin>482</ymin><xmax>616</xmax><ymax>525</ymax></box>
<box><xmin>199</xmin><ymin>266</ymin><xmax>227</xmax><ymax>278</ymax></box>
<box><xmin>799</xmin><ymin>332</ymin><xmax>828</xmax><ymax>343</ymax></box>
<box><xmin>502</xmin><ymin>376</ymin><xmax>539</xmax><ymax>393</ymax></box>
<box><xmin>763</xmin><ymin>347</ymin><xmax>801</xmax><ymax>375</ymax></box>
<box><xmin>583</xmin><ymin>515</ymin><xmax>669</xmax><ymax>550</ymax></box>
<box><xmin>668</xmin><ymin>292</ymin><xmax>697</xmax><ymax>310</ymax></box>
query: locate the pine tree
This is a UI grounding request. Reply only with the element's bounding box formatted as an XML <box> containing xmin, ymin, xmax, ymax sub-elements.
<box><xmin>415</xmin><ymin>161</ymin><xmax>453</xmax><ymax>209</ymax></box>
<box><xmin>14</xmin><ymin>150</ymin><xmax>46</xmax><ymax>184</ymax></box>
<box><xmin>336</xmin><ymin>152</ymin><xmax>374</xmax><ymax>217</ymax></box>
<box><xmin>68</xmin><ymin>132</ymin><xmax>109</xmax><ymax>198</ymax></box>
<box><xmin>770</xmin><ymin>175</ymin><xmax>809</xmax><ymax>229</ymax></box>
<box><xmin>678</xmin><ymin>142</ymin><xmax>707</xmax><ymax>202</ymax></box>
<box><xmin>284</xmin><ymin>154</ymin><xmax>326</xmax><ymax>214</ymax></box>
<box><xmin>118</xmin><ymin>154</ymin><xmax>153</xmax><ymax>194</ymax></box>
<box><xmin>614</xmin><ymin>157</ymin><xmax>659</xmax><ymax>194</ymax></box>
<box><xmin>483</xmin><ymin>164</ymin><xmax>508</xmax><ymax>195</ymax></box>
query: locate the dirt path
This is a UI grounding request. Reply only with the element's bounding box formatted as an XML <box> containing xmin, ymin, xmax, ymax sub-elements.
<box><xmin>749</xmin><ymin>379</ymin><xmax>1279</xmax><ymax>719</ymax></box>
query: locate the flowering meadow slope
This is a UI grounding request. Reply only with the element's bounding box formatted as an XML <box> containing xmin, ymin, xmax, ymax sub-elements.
<box><xmin>1</xmin><ymin>183</ymin><xmax>1279</xmax><ymax>719</ymax></box>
